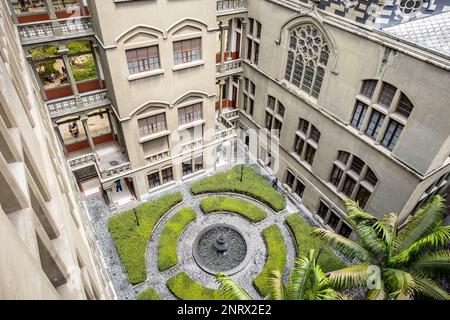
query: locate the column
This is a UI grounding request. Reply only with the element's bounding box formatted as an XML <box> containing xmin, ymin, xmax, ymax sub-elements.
<box><xmin>53</xmin><ymin>124</ymin><xmax>67</xmax><ymax>155</ymax></box>
<box><xmin>92</xmin><ymin>44</ymin><xmax>105</xmax><ymax>88</ymax></box>
<box><xmin>226</xmin><ymin>19</ymin><xmax>233</xmax><ymax>60</ymax></box>
<box><xmin>236</xmin><ymin>75</ymin><xmax>243</xmax><ymax>108</ymax></box>
<box><xmin>26</xmin><ymin>54</ymin><xmax>47</xmax><ymax>100</ymax></box>
<box><xmin>59</xmin><ymin>45</ymin><xmax>84</xmax><ymax>108</ymax></box>
<box><xmin>45</xmin><ymin>0</ymin><xmax>62</xmax><ymax>36</ymax></box>
<box><xmin>240</xmin><ymin>20</ymin><xmax>248</xmax><ymax>60</ymax></box>
<box><xmin>218</xmin><ymin>80</ymin><xmax>226</xmax><ymax>117</ymax></box>
<box><xmin>81</xmin><ymin>116</ymin><xmax>95</xmax><ymax>151</ymax></box>
<box><xmin>219</xmin><ymin>21</ymin><xmax>228</xmax><ymax>67</ymax></box>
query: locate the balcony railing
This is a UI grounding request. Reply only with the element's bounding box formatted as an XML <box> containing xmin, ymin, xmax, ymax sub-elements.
<box><xmin>47</xmin><ymin>89</ymin><xmax>110</xmax><ymax>118</ymax></box>
<box><xmin>216</xmin><ymin>0</ymin><xmax>248</xmax><ymax>15</ymax></box>
<box><xmin>17</xmin><ymin>16</ymin><xmax>94</xmax><ymax>43</ymax></box>
<box><xmin>181</xmin><ymin>139</ymin><xmax>204</xmax><ymax>152</ymax></box>
<box><xmin>222</xmin><ymin>109</ymin><xmax>239</xmax><ymax>121</ymax></box>
<box><xmin>100</xmin><ymin>162</ymin><xmax>132</xmax><ymax>180</ymax></box>
<box><xmin>68</xmin><ymin>153</ymin><xmax>96</xmax><ymax>170</ymax></box>
<box><xmin>146</xmin><ymin>150</ymin><xmax>171</xmax><ymax>164</ymax></box>
<box><xmin>216</xmin><ymin>59</ymin><xmax>243</xmax><ymax>77</ymax></box>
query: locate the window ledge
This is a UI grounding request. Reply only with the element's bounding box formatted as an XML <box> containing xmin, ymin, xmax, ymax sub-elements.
<box><xmin>139</xmin><ymin>130</ymin><xmax>171</xmax><ymax>144</ymax></box>
<box><xmin>128</xmin><ymin>69</ymin><xmax>164</xmax><ymax>81</ymax></box>
<box><xmin>172</xmin><ymin>60</ymin><xmax>204</xmax><ymax>72</ymax></box>
<box><xmin>177</xmin><ymin>119</ymin><xmax>205</xmax><ymax>131</ymax></box>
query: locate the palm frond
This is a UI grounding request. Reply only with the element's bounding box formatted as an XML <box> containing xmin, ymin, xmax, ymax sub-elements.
<box><xmin>287</xmin><ymin>250</ymin><xmax>315</xmax><ymax>300</ymax></box>
<box><xmin>344</xmin><ymin>200</ymin><xmax>378</xmax><ymax>226</ymax></box>
<box><xmin>215</xmin><ymin>273</ymin><xmax>252</xmax><ymax>300</ymax></box>
<box><xmin>395</xmin><ymin>195</ymin><xmax>446</xmax><ymax>253</ymax></box>
<box><xmin>383</xmin><ymin>268</ymin><xmax>417</xmax><ymax>300</ymax></box>
<box><xmin>410</xmin><ymin>273</ymin><xmax>450</xmax><ymax>300</ymax></box>
<box><xmin>312</xmin><ymin>228</ymin><xmax>376</xmax><ymax>263</ymax></box>
<box><xmin>326</xmin><ymin>263</ymin><xmax>370</xmax><ymax>290</ymax></box>
<box><xmin>394</xmin><ymin>226</ymin><xmax>450</xmax><ymax>264</ymax></box>
<box><xmin>365</xmin><ymin>284</ymin><xmax>388</xmax><ymax>300</ymax></box>
<box><xmin>267</xmin><ymin>270</ymin><xmax>286</xmax><ymax>300</ymax></box>
<box><xmin>353</xmin><ymin>223</ymin><xmax>386</xmax><ymax>257</ymax></box>
<box><xmin>408</xmin><ymin>250</ymin><xmax>450</xmax><ymax>278</ymax></box>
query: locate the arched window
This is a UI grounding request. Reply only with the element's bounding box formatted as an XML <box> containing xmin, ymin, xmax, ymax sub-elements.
<box><xmin>284</xmin><ymin>24</ymin><xmax>330</xmax><ymax>98</ymax></box>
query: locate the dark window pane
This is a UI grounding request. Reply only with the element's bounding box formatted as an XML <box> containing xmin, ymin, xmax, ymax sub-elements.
<box><xmin>294</xmin><ymin>180</ymin><xmax>305</xmax><ymax>198</ymax></box>
<box><xmin>360</xmin><ymin>80</ymin><xmax>377</xmax><ymax>98</ymax></box>
<box><xmin>304</xmin><ymin>144</ymin><xmax>316</xmax><ymax>165</ymax></box>
<box><xmin>265</xmin><ymin>112</ymin><xmax>273</xmax><ymax>130</ymax></box>
<box><xmin>339</xmin><ymin>224</ymin><xmax>352</xmax><ymax>238</ymax></box>
<box><xmin>365</xmin><ymin>110</ymin><xmax>385</xmax><ymax>140</ymax></box>
<box><xmin>396</xmin><ymin>93</ymin><xmax>413</xmax><ymax>118</ymax></box>
<box><xmin>298</xmin><ymin>118</ymin><xmax>309</xmax><ymax>133</ymax></box>
<box><xmin>317</xmin><ymin>201</ymin><xmax>329</xmax><ymax>219</ymax></box>
<box><xmin>327</xmin><ymin>212</ymin><xmax>340</xmax><ymax>229</ymax></box>
<box><xmin>309</xmin><ymin>125</ymin><xmax>321</xmax><ymax>143</ymax></box>
<box><xmin>342</xmin><ymin>176</ymin><xmax>356</xmax><ymax>197</ymax></box>
<box><xmin>162</xmin><ymin>167</ymin><xmax>173</xmax><ymax>184</ymax></box>
<box><xmin>337</xmin><ymin>151</ymin><xmax>350</xmax><ymax>165</ymax></box>
<box><xmin>267</xmin><ymin>96</ymin><xmax>276</xmax><ymax>109</ymax></box>
<box><xmin>351</xmin><ymin>101</ymin><xmax>368</xmax><ymax>129</ymax></box>
<box><xmin>350</xmin><ymin>156</ymin><xmax>365</xmax><ymax>175</ymax></box>
<box><xmin>364</xmin><ymin>168</ymin><xmax>378</xmax><ymax>186</ymax></box>
<box><xmin>182</xmin><ymin>160</ymin><xmax>193</xmax><ymax>176</ymax></box>
<box><xmin>378</xmin><ymin>83</ymin><xmax>397</xmax><ymax>107</ymax></box>
<box><xmin>294</xmin><ymin>135</ymin><xmax>305</xmax><ymax>156</ymax></box>
<box><xmin>278</xmin><ymin>103</ymin><xmax>285</xmax><ymax>117</ymax></box>
<box><xmin>286</xmin><ymin>171</ymin><xmax>295</xmax><ymax>188</ymax></box>
<box><xmin>355</xmin><ymin>186</ymin><xmax>371</xmax><ymax>208</ymax></box>
<box><xmin>330</xmin><ymin>165</ymin><xmax>343</xmax><ymax>187</ymax></box>
<box><xmin>148</xmin><ymin>172</ymin><xmax>161</xmax><ymax>189</ymax></box>
<box><xmin>381</xmin><ymin>120</ymin><xmax>403</xmax><ymax>151</ymax></box>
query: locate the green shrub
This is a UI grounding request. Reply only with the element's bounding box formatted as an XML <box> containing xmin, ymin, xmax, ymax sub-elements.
<box><xmin>158</xmin><ymin>208</ymin><xmax>196</xmax><ymax>271</ymax></box>
<box><xmin>191</xmin><ymin>165</ymin><xmax>286</xmax><ymax>212</ymax></box>
<box><xmin>166</xmin><ymin>272</ymin><xmax>223</xmax><ymax>300</ymax></box>
<box><xmin>136</xmin><ymin>288</ymin><xmax>160</xmax><ymax>300</ymax></box>
<box><xmin>253</xmin><ymin>225</ymin><xmax>286</xmax><ymax>298</ymax></box>
<box><xmin>200</xmin><ymin>197</ymin><xmax>267</xmax><ymax>223</ymax></box>
<box><xmin>285</xmin><ymin>213</ymin><xmax>346</xmax><ymax>272</ymax></box>
<box><xmin>108</xmin><ymin>192</ymin><xmax>183</xmax><ymax>285</ymax></box>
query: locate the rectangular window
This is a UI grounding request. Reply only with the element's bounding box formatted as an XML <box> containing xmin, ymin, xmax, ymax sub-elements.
<box><xmin>330</xmin><ymin>165</ymin><xmax>343</xmax><ymax>187</ymax></box>
<box><xmin>138</xmin><ymin>113</ymin><xmax>166</xmax><ymax>137</ymax></box>
<box><xmin>161</xmin><ymin>167</ymin><xmax>173</xmax><ymax>184</ymax></box>
<box><xmin>298</xmin><ymin>118</ymin><xmax>309</xmax><ymax>133</ymax></box>
<box><xmin>148</xmin><ymin>172</ymin><xmax>161</xmax><ymax>189</ymax></box>
<box><xmin>309</xmin><ymin>126</ymin><xmax>321</xmax><ymax>143</ymax></box>
<box><xmin>256</xmin><ymin>21</ymin><xmax>262</xmax><ymax>38</ymax></box>
<box><xmin>173</xmin><ymin>38</ymin><xmax>201</xmax><ymax>65</ymax></box>
<box><xmin>350</xmin><ymin>157</ymin><xmax>365</xmax><ymax>175</ymax></box>
<box><xmin>273</xmin><ymin>118</ymin><xmax>282</xmax><ymax>136</ymax></box>
<box><xmin>248</xmin><ymin>18</ymin><xmax>254</xmax><ymax>34</ymax></box>
<box><xmin>244</xmin><ymin>78</ymin><xmax>249</xmax><ymax>91</ymax></box>
<box><xmin>243</xmin><ymin>93</ymin><xmax>248</xmax><ymax>113</ymax></box>
<box><xmin>304</xmin><ymin>144</ymin><xmax>316</xmax><ymax>165</ymax></box>
<box><xmin>327</xmin><ymin>212</ymin><xmax>340</xmax><ymax>230</ymax></box>
<box><xmin>317</xmin><ymin>201</ymin><xmax>329</xmax><ymax>219</ymax></box>
<box><xmin>250</xmin><ymin>82</ymin><xmax>256</xmax><ymax>95</ymax></box>
<box><xmin>351</xmin><ymin>101</ymin><xmax>368</xmax><ymax>129</ymax></box>
<box><xmin>364</xmin><ymin>168</ymin><xmax>378</xmax><ymax>186</ymax></box>
<box><xmin>286</xmin><ymin>170</ymin><xmax>295</xmax><ymax>189</ymax></box>
<box><xmin>396</xmin><ymin>93</ymin><xmax>413</xmax><ymax>118</ymax></box>
<box><xmin>265</xmin><ymin>112</ymin><xmax>273</xmax><ymax>130</ymax></box>
<box><xmin>337</xmin><ymin>151</ymin><xmax>350</xmax><ymax>165</ymax></box>
<box><xmin>294</xmin><ymin>180</ymin><xmax>305</xmax><ymax>198</ymax></box>
<box><xmin>378</xmin><ymin>83</ymin><xmax>396</xmax><ymax>107</ymax></box>
<box><xmin>342</xmin><ymin>176</ymin><xmax>356</xmax><ymax>197</ymax></box>
<box><xmin>267</xmin><ymin>96</ymin><xmax>276</xmax><ymax>110</ymax></box>
<box><xmin>194</xmin><ymin>156</ymin><xmax>203</xmax><ymax>172</ymax></box>
<box><xmin>277</xmin><ymin>103</ymin><xmax>285</xmax><ymax>117</ymax></box>
<box><xmin>254</xmin><ymin>43</ymin><xmax>259</xmax><ymax>64</ymax></box>
<box><xmin>355</xmin><ymin>186</ymin><xmax>371</xmax><ymax>209</ymax></box>
<box><xmin>247</xmin><ymin>38</ymin><xmax>252</xmax><ymax>60</ymax></box>
<box><xmin>178</xmin><ymin>103</ymin><xmax>202</xmax><ymax>125</ymax></box>
<box><xmin>360</xmin><ymin>80</ymin><xmax>377</xmax><ymax>99</ymax></box>
<box><xmin>365</xmin><ymin>110</ymin><xmax>385</xmax><ymax>140</ymax></box>
<box><xmin>182</xmin><ymin>159</ymin><xmax>193</xmax><ymax>176</ymax></box>
<box><xmin>126</xmin><ymin>46</ymin><xmax>160</xmax><ymax>74</ymax></box>
<box><xmin>381</xmin><ymin>120</ymin><xmax>403</xmax><ymax>151</ymax></box>
<box><xmin>249</xmin><ymin>98</ymin><xmax>254</xmax><ymax>116</ymax></box>
<box><xmin>339</xmin><ymin>224</ymin><xmax>352</xmax><ymax>238</ymax></box>
<box><xmin>293</xmin><ymin>135</ymin><xmax>305</xmax><ymax>156</ymax></box>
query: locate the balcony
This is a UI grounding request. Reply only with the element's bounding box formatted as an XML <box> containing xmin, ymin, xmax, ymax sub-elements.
<box><xmin>47</xmin><ymin>89</ymin><xmax>110</xmax><ymax>119</ymax></box>
<box><xmin>216</xmin><ymin>0</ymin><xmax>248</xmax><ymax>16</ymax></box>
<box><xmin>17</xmin><ymin>16</ymin><xmax>94</xmax><ymax>45</ymax></box>
<box><xmin>216</xmin><ymin>58</ymin><xmax>243</xmax><ymax>77</ymax></box>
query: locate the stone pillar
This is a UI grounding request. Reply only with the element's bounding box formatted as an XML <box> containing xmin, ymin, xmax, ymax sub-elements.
<box><xmin>26</xmin><ymin>54</ymin><xmax>47</xmax><ymax>100</ymax></box>
<box><xmin>59</xmin><ymin>45</ymin><xmax>84</xmax><ymax>109</ymax></box>
<box><xmin>107</xmin><ymin>109</ymin><xmax>120</xmax><ymax>142</ymax></box>
<box><xmin>219</xmin><ymin>21</ymin><xmax>228</xmax><ymax>67</ymax></box>
<box><xmin>227</xmin><ymin>19</ymin><xmax>233</xmax><ymax>60</ymax></box>
<box><xmin>45</xmin><ymin>0</ymin><xmax>62</xmax><ymax>36</ymax></box>
<box><xmin>92</xmin><ymin>44</ymin><xmax>105</xmax><ymax>88</ymax></box>
<box><xmin>81</xmin><ymin>116</ymin><xmax>95</xmax><ymax>151</ymax></box>
<box><xmin>218</xmin><ymin>80</ymin><xmax>226</xmax><ymax>117</ymax></box>
<box><xmin>240</xmin><ymin>20</ymin><xmax>248</xmax><ymax>60</ymax></box>
<box><xmin>53</xmin><ymin>124</ymin><xmax>67</xmax><ymax>155</ymax></box>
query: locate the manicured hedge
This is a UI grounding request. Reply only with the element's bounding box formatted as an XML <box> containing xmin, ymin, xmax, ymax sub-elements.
<box><xmin>158</xmin><ymin>208</ymin><xmax>196</xmax><ymax>271</ymax></box>
<box><xmin>253</xmin><ymin>225</ymin><xmax>286</xmax><ymax>298</ymax></box>
<box><xmin>136</xmin><ymin>288</ymin><xmax>161</xmax><ymax>300</ymax></box>
<box><xmin>285</xmin><ymin>213</ymin><xmax>346</xmax><ymax>272</ymax></box>
<box><xmin>200</xmin><ymin>197</ymin><xmax>267</xmax><ymax>223</ymax></box>
<box><xmin>108</xmin><ymin>192</ymin><xmax>183</xmax><ymax>285</ymax></box>
<box><xmin>191</xmin><ymin>165</ymin><xmax>286</xmax><ymax>212</ymax></box>
<box><xmin>166</xmin><ymin>272</ymin><xmax>223</xmax><ymax>300</ymax></box>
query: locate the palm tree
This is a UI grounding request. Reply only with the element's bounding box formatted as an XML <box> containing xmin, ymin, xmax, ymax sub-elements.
<box><xmin>312</xmin><ymin>195</ymin><xmax>450</xmax><ymax>300</ymax></box>
<box><xmin>215</xmin><ymin>249</ymin><xmax>342</xmax><ymax>300</ymax></box>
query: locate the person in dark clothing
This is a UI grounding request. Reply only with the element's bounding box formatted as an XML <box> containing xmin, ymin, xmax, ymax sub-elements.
<box><xmin>272</xmin><ymin>177</ymin><xmax>278</xmax><ymax>189</ymax></box>
<box><xmin>115</xmin><ymin>179</ymin><xmax>123</xmax><ymax>192</ymax></box>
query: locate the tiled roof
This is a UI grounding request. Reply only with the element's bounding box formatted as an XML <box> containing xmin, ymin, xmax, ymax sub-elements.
<box><xmin>383</xmin><ymin>11</ymin><xmax>450</xmax><ymax>57</ymax></box>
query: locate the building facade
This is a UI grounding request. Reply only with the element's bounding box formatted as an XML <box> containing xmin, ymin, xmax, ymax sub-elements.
<box><xmin>0</xmin><ymin>0</ymin><xmax>114</xmax><ymax>299</ymax></box>
<box><xmin>2</xmin><ymin>0</ymin><xmax>449</xmax><ymax>295</ymax></box>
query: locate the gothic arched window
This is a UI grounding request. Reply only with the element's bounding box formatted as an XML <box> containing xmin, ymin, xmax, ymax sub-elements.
<box><xmin>284</xmin><ymin>24</ymin><xmax>330</xmax><ymax>98</ymax></box>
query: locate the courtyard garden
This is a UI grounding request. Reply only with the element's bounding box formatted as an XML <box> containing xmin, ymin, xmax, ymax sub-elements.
<box><xmin>105</xmin><ymin>165</ymin><xmax>449</xmax><ymax>300</ymax></box>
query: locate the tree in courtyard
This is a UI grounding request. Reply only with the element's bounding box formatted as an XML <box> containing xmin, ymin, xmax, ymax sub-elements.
<box><xmin>312</xmin><ymin>195</ymin><xmax>450</xmax><ymax>300</ymax></box>
<box><xmin>215</xmin><ymin>249</ymin><xmax>343</xmax><ymax>300</ymax></box>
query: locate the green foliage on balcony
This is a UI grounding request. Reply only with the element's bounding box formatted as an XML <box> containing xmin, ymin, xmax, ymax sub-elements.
<box><xmin>158</xmin><ymin>208</ymin><xmax>196</xmax><ymax>272</ymax></box>
<box><xmin>191</xmin><ymin>165</ymin><xmax>286</xmax><ymax>212</ymax></box>
<box><xmin>108</xmin><ymin>192</ymin><xmax>183</xmax><ymax>285</ymax></box>
<box><xmin>200</xmin><ymin>197</ymin><xmax>267</xmax><ymax>223</ymax></box>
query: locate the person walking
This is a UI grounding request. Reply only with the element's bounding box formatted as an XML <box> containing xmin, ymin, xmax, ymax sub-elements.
<box><xmin>115</xmin><ymin>179</ymin><xmax>123</xmax><ymax>192</ymax></box>
<box><xmin>272</xmin><ymin>177</ymin><xmax>278</xmax><ymax>190</ymax></box>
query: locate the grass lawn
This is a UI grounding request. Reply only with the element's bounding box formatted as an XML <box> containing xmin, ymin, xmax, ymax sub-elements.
<box><xmin>253</xmin><ymin>225</ymin><xmax>286</xmax><ymax>298</ymax></box>
<box><xmin>200</xmin><ymin>197</ymin><xmax>267</xmax><ymax>223</ymax></box>
<box><xmin>136</xmin><ymin>288</ymin><xmax>160</xmax><ymax>300</ymax></box>
<box><xmin>108</xmin><ymin>192</ymin><xmax>183</xmax><ymax>285</ymax></box>
<box><xmin>166</xmin><ymin>272</ymin><xmax>223</xmax><ymax>300</ymax></box>
<box><xmin>191</xmin><ymin>165</ymin><xmax>286</xmax><ymax>212</ymax></box>
<box><xmin>285</xmin><ymin>213</ymin><xmax>346</xmax><ymax>272</ymax></box>
<box><xmin>158</xmin><ymin>208</ymin><xmax>196</xmax><ymax>271</ymax></box>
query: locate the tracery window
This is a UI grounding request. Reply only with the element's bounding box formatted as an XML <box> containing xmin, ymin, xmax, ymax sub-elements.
<box><xmin>284</xmin><ymin>24</ymin><xmax>330</xmax><ymax>98</ymax></box>
<box><xmin>399</xmin><ymin>0</ymin><xmax>423</xmax><ymax>16</ymax></box>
